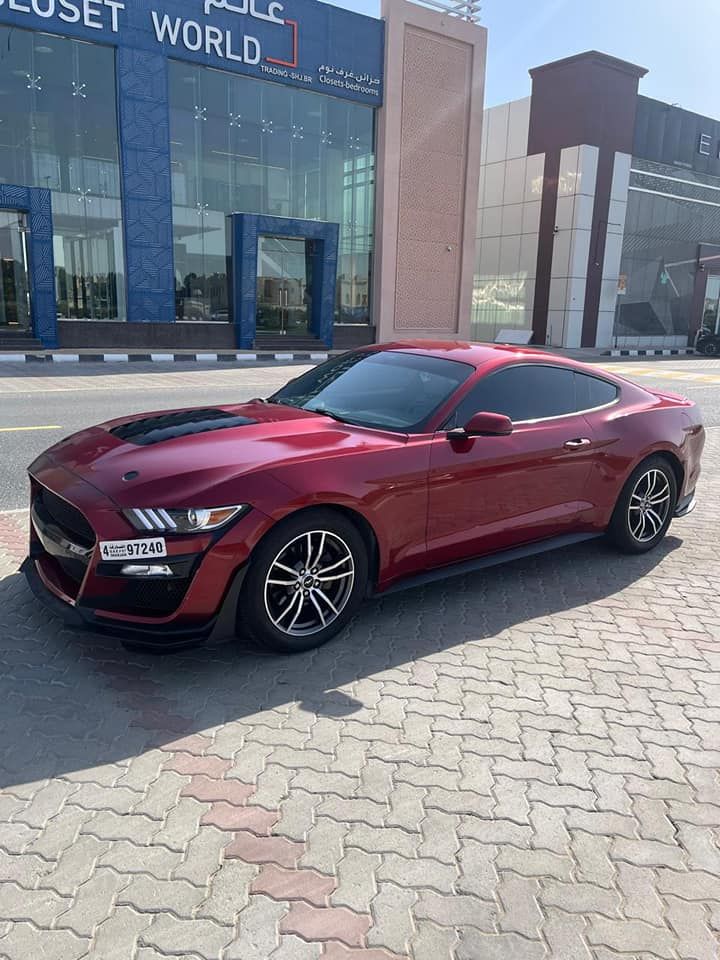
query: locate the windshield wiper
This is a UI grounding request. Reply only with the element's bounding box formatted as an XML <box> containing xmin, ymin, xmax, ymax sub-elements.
<box><xmin>263</xmin><ymin>397</ymin><xmax>297</xmax><ymax>407</ymax></box>
<box><xmin>261</xmin><ymin>399</ymin><xmax>356</xmax><ymax>424</ymax></box>
<box><xmin>307</xmin><ymin>408</ymin><xmax>359</xmax><ymax>425</ymax></box>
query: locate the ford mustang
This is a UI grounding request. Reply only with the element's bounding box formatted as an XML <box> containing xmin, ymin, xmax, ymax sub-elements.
<box><xmin>24</xmin><ymin>342</ymin><xmax>705</xmax><ymax>653</ymax></box>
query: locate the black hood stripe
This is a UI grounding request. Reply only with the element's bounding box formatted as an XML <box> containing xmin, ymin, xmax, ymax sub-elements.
<box><xmin>110</xmin><ymin>409</ymin><xmax>257</xmax><ymax>446</ymax></box>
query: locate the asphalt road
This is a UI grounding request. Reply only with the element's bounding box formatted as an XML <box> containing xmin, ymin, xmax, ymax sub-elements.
<box><xmin>0</xmin><ymin>357</ymin><xmax>719</xmax><ymax>511</ymax></box>
<box><xmin>0</xmin><ymin>362</ymin><xmax>312</xmax><ymax>511</ymax></box>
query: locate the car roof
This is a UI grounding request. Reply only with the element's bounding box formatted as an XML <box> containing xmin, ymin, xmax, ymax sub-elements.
<box><xmin>364</xmin><ymin>340</ymin><xmax>588</xmax><ymax>372</ymax></box>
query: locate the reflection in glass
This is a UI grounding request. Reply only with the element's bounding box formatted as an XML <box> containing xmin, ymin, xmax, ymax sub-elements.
<box><xmin>0</xmin><ymin>211</ymin><xmax>31</xmax><ymax>330</ymax></box>
<box><xmin>471</xmin><ymin>275</ymin><xmax>534</xmax><ymax>342</ymax></box>
<box><xmin>702</xmin><ymin>275</ymin><xmax>720</xmax><ymax>336</ymax></box>
<box><xmin>256</xmin><ymin>235</ymin><xmax>311</xmax><ymax>336</ymax></box>
<box><xmin>614</xmin><ymin>158</ymin><xmax>720</xmax><ymax>346</ymax></box>
<box><xmin>0</xmin><ymin>25</ymin><xmax>125</xmax><ymax>321</ymax></box>
<box><xmin>168</xmin><ymin>61</ymin><xmax>375</xmax><ymax>328</ymax></box>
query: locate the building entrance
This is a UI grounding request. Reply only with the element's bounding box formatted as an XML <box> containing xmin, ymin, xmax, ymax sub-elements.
<box><xmin>229</xmin><ymin>213</ymin><xmax>338</xmax><ymax>349</ymax></box>
<box><xmin>256</xmin><ymin>236</ymin><xmax>312</xmax><ymax>338</ymax></box>
<box><xmin>0</xmin><ymin>211</ymin><xmax>31</xmax><ymax>332</ymax></box>
<box><xmin>702</xmin><ymin>275</ymin><xmax>720</xmax><ymax>337</ymax></box>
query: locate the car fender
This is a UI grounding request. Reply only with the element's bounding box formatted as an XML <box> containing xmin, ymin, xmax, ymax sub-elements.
<box><xmin>261</xmin><ymin>447</ymin><xmax>432</xmax><ymax>586</ymax></box>
<box><xmin>592</xmin><ymin>407</ymin><xmax>696</xmax><ymax>526</ymax></box>
<box><xmin>259</xmin><ymin>482</ymin><xmax>391</xmax><ymax>581</ymax></box>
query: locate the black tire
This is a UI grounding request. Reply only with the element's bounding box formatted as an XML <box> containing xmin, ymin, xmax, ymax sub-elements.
<box><xmin>237</xmin><ymin>508</ymin><xmax>369</xmax><ymax>653</ymax></box>
<box><xmin>704</xmin><ymin>340</ymin><xmax>719</xmax><ymax>357</ymax></box>
<box><xmin>607</xmin><ymin>455</ymin><xmax>678</xmax><ymax>554</ymax></box>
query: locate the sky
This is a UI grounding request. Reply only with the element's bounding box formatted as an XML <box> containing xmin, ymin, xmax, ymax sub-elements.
<box><xmin>326</xmin><ymin>0</ymin><xmax>720</xmax><ymax>119</ymax></box>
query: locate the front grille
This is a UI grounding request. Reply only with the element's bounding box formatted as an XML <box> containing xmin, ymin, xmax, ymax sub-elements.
<box><xmin>93</xmin><ymin>578</ymin><xmax>191</xmax><ymax>617</ymax></box>
<box><xmin>38</xmin><ymin>487</ymin><xmax>95</xmax><ymax>548</ymax></box>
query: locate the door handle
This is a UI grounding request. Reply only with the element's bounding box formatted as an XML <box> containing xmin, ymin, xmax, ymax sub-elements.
<box><xmin>564</xmin><ymin>438</ymin><xmax>592</xmax><ymax>449</ymax></box>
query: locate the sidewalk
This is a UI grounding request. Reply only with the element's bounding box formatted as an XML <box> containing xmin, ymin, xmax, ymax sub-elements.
<box><xmin>0</xmin><ymin>344</ymin><xmax>706</xmax><ymax>368</ymax></box>
<box><xmin>0</xmin><ymin>347</ymin><xmax>334</xmax><ymax>365</ymax></box>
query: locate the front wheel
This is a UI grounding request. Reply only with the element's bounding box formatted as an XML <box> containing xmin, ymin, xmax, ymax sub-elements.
<box><xmin>607</xmin><ymin>456</ymin><xmax>678</xmax><ymax>554</ymax></box>
<box><xmin>238</xmin><ymin>509</ymin><xmax>369</xmax><ymax>653</ymax></box>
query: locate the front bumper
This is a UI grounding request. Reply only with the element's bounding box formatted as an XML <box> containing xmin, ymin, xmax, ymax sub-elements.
<box><xmin>25</xmin><ymin>463</ymin><xmax>268</xmax><ymax>649</ymax></box>
<box><xmin>24</xmin><ymin>551</ymin><xmax>250</xmax><ymax>650</ymax></box>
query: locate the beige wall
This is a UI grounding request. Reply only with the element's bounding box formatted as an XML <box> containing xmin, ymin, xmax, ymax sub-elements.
<box><xmin>372</xmin><ymin>0</ymin><xmax>487</xmax><ymax>343</ymax></box>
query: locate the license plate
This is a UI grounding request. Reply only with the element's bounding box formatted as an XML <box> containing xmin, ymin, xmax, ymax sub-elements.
<box><xmin>99</xmin><ymin>538</ymin><xmax>167</xmax><ymax>561</ymax></box>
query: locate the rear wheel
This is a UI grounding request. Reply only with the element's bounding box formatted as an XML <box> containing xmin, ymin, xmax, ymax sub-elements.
<box><xmin>608</xmin><ymin>456</ymin><xmax>677</xmax><ymax>554</ymax></box>
<box><xmin>238</xmin><ymin>509</ymin><xmax>368</xmax><ymax>653</ymax></box>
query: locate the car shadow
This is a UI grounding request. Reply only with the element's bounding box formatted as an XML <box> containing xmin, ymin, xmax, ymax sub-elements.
<box><xmin>0</xmin><ymin>536</ymin><xmax>681</xmax><ymax>788</ymax></box>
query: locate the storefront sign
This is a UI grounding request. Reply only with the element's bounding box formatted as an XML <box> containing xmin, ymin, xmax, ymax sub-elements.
<box><xmin>0</xmin><ymin>0</ymin><xmax>384</xmax><ymax>104</ymax></box>
<box><xmin>698</xmin><ymin>133</ymin><xmax>720</xmax><ymax>160</ymax></box>
<box><xmin>634</xmin><ymin>98</ymin><xmax>720</xmax><ymax>176</ymax></box>
<box><xmin>0</xmin><ymin>0</ymin><xmax>124</xmax><ymax>32</ymax></box>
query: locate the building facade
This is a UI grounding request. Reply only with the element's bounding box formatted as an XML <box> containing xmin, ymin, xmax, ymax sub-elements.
<box><xmin>0</xmin><ymin>0</ymin><xmax>487</xmax><ymax>350</ymax></box>
<box><xmin>474</xmin><ymin>51</ymin><xmax>720</xmax><ymax>350</ymax></box>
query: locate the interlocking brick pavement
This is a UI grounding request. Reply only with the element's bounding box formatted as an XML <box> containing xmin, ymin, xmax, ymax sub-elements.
<box><xmin>0</xmin><ymin>433</ymin><xmax>719</xmax><ymax>959</ymax></box>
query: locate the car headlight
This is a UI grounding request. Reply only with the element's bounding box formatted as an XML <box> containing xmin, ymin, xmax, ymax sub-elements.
<box><xmin>124</xmin><ymin>505</ymin><xmax>249</xmax><ymax>533</ymax></box>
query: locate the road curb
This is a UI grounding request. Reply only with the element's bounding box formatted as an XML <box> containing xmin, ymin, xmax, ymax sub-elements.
<box><xmin>609</xmin><ymin>348</ymin><xmax>696</xmax><ymax>357</ymax></box>
<box><xmin>0</xmin><ymin>351</ymin><xmax>330</xmax><ymax>364</ymax></box>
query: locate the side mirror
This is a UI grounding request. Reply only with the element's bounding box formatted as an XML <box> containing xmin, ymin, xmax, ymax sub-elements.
<box><xmin>447</xmin><ymin>411</ymin><xmax>513</xmax><ymax>440</ymax></box>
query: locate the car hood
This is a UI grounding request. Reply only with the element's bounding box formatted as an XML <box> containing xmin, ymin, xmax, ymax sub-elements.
<box><xmin>32</xmin><ymin>401</ymin><xmax>403</xmax><ymax>508</ymax></box>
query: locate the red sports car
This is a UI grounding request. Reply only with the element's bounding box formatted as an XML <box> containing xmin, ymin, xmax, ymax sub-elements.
<box><xmin>24</xmin><ymin>342</ymin><xmax>704</xmax><ymax>653</ymax></box>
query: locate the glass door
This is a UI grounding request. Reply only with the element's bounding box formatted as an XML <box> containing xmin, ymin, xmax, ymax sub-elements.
<box><xmin>0</xmin><ymin>210</ymin><xmax>31</xmax><ymax>331</ymax></box>
<box><xmin>256</xmin><ymin>235</ymin><xmax>310</xmax><ymax>337</ymax></box>
<box><xmin>702</xmin><ymin>275</ymin><xmax>720</xmax><ymax>336</ymax></box>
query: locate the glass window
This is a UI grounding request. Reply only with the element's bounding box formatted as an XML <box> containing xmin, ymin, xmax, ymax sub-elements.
<box><xmin>450</xmin><ymin>364</ymin><xmax>578</xmax><ymax>425</ymax></box>
<box><xmin>270</xmin><ymin>351</ymin><xmax>473</xmax><ymax>432</ymax></box>
<box><xmin>0</xmin><ymin>25</ymin><xmax>125</xmax><ymax>321</ymax></box>
<box><xmin>702</xmin><ymin>275</ymin><xmax>720</xmax><ymax>336</ymax></box>
<box><xmin>0</xmin><ymin>212</ymin><xmax>30</xmax><ymax>331</ymax></box>
<box><xmin>614</xmin><ymin>158</ymin><xmax>720</xmax><ymax>345</ymax></box>
<box><xmin>168</xmin><ymin>61</ymin><xmax>375</xmax><ymax>326</ymax></box>
<box><xmin>574</xmin><ymin>373</ymin><xmax>618</xmax><ymax>411</ymax></box>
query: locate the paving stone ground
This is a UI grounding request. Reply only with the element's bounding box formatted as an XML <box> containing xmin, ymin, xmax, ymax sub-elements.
<box><xmin>0</xmin><ymin>435</ymin><xmax>719</xmax><ymax>959</ymax></box>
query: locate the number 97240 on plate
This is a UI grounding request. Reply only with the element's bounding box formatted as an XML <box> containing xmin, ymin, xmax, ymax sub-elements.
<box><xmin>99</xmin><ymin>538</ymin><xmax>167</xmax><ymax>561</ymax></box>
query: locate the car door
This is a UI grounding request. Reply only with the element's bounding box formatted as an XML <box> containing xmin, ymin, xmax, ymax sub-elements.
<box><xmin>426</xmin><ymin>363</ymin><xmax>598</xmax><ymax>565</ymax></box>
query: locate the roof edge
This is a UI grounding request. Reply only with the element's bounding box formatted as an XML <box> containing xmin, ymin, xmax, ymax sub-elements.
<box><xmin>529</xmin><ymin>50</ymin><xmax>648</xmax><ymax>81</ymax></box>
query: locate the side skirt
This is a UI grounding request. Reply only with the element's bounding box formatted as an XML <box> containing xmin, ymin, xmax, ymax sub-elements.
<box><xmin>376</xmin><ymin>532</ymin><xmax>604</xmax><ymax>597</ymax></box>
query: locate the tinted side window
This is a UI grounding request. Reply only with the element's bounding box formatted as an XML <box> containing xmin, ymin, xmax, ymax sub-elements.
<box><xmin>451</xmin><ymin>365</ymin><xmax>577</xmax><ymax>425</ymax></box>
<box><xmin>574</xmin><ymin>373</ymin><xmax>619</xmax><ymax>410</ymax></box>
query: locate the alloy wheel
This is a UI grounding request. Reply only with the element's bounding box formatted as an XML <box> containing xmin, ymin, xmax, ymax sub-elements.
<box><xmin>627</xmin><ymin>468</ymin><xmax>672</xmax><ymax>543</ymax></box>
<box><xmin>263</xmin><ymin>529</ymin><xmax>355</xmax><ymax>637</ymax></box>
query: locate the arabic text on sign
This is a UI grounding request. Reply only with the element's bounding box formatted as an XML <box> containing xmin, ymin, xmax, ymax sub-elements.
<box><xmin>203</xmin><ymin>0</ymin><xmax>285</xmax><ymax>25</ymax></box>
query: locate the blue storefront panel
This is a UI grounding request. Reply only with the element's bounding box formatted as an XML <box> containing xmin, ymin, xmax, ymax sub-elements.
<box><xmin>0</xmin><ymin>0</ymin><xmax>384</xmax><ymax>344</ymax></box>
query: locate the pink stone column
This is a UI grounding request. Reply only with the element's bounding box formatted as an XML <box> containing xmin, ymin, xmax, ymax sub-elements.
<box><xmin>372</xmin><ymin>0</ymin><xmax>487</xmax><ymax>342</ymax></box>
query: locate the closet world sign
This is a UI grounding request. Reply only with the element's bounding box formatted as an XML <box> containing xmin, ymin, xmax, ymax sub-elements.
<box><xmin>0</xmin><ymin>0</ymin><xmax>300</xmax><ymax>68</ymax></box>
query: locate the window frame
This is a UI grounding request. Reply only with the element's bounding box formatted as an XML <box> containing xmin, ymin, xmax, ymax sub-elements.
<box><xmin>442</xmin><ymin>362</ymin><xmax>622</xmax><ymax>429</ymax></box>
<box><xmin>572</xmin><ymin>369</ymin><xmax>622</xmax><ymax>418</ymax></box>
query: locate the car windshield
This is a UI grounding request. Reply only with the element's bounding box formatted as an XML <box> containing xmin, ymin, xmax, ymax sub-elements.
<box><xmin>268</xmin><ymin>351</ymin><xmax>474</xmax><ymax>432</ymax></box>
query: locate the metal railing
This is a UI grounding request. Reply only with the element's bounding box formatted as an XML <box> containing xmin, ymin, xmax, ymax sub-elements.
<box><xmin>410</xmin><ymin>0</ymin><xmax>482</xmax><ymax>23</ymax></box>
